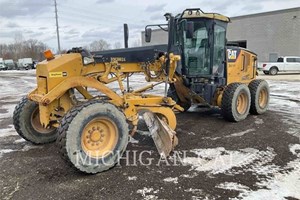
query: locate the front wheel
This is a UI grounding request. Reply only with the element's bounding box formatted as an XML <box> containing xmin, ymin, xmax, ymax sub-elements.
<box><xmin>56</xmin><ymin>100</ymin><xmax>129</xmax><ymax>174</ymax></box>
<box><xmin>221</xmin><ymin>83</ymin><xmax>251</xmax><ymax>122</ymax></box>
<box><xmin>13</xmin><ymin>97</ymin><xmax>58</xmax><ymax>144</ymax></box>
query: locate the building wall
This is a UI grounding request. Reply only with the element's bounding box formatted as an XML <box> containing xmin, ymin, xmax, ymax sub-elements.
<box><xmin>141</xmin><ymin>29</ymin><xmax>168</xmax><ymax>46</ymax></box>
<box><xmin>141</xmin><ymin>7</ymin><xmax>300</xmax><ymax>62</ymax></box>
<box><xmin>227</xmin><ymin>7</ymin><xmax>300</xmax><ymax>62</ymax></box>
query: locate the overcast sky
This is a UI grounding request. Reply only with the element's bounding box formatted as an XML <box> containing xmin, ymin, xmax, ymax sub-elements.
<box><xmin>0</xmin><ymin>0</ymin><xmax>300</xmax><ymax>51</ymax></box>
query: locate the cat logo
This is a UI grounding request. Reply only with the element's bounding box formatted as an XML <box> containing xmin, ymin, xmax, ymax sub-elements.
<box><xmin>227</xmin><ymin>49</ymin><xmax>237</xmax><ymax>60</ymax></box>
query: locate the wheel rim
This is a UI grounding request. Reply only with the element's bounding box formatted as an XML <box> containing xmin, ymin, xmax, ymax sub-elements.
<box><xmin>81</xmin><ymin>117</ymin><xmax>118</xmax><ymax>158</ymax></box>
<box><xmin>270</xmin><ymin>69</ymin><xmax>276</xmax><ymax>75</ymax></box>
<box><xmin>258</xmin><ymin>88</ymin><xmax>268</xmax><ymax>108</ymax></box>
<box><xmin>236</xmin><ymin>92</ymin><xmax>248</xmax><ymax>115</ymax></box>
<box><xmin>31</xmin><ymin>107</ymin><xmax>55</xmax><ymax>134</ymax></box>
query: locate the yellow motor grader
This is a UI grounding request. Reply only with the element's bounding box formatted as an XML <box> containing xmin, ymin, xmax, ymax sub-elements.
<box><xmin>13</xmin><ymin>8</ymin><xmax>269</xmax><ymax>174</ymax></box>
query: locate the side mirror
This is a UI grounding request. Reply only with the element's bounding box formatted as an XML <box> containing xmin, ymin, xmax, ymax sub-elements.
<box><xmin>186</xmin><ymin>21</ymin><xmax>194</xmax><ymax>39</ymax></box>
<box><xmin>145</xmin><ymin>28</ymin><xmax>152</xmax><ymax>43</ymax></box>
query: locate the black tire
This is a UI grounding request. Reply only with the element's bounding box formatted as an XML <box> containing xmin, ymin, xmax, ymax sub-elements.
<box><xmin>269</xmin><ymin>67</ymin><xmax>278</xmax><ymax>75</ymax></box>
<box><xmin>167</xmin><ymin>85</ymin><xmax>191</xmax><ymax>111</ymax></box>
<box><xmin>221</xmin><ymin>83</ymin><xmax>251</xmax><ymax>122</ymax></box>
<box><xmin>263</xmin><ymin>71</ymin><xmax>269</xmax><ymax>75</ymax></box>
<box><xmin>249</xmin><ymin>79</ymin><xmax>270</xmax><ymax>115</ymax></box>
<box><xmin>56</xmin><ymin>100</ymin><xmax>129</xmax><ymax>174</ymax></box>
<box><xmin>13</xmin><ymin>97</ymin><xmax>58</xmax><ymax>144</ymax></box>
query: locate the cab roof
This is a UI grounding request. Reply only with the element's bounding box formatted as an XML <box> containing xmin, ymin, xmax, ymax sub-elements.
<box><xmin>180</xmin><ymin>8</ymin><xmax>230</xmax><ymax>22</ymax></box>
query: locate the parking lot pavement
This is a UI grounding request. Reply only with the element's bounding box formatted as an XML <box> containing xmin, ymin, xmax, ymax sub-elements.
<box><xmin>257</xmin><ymin>71</ymin><xmax>300</xmax><ymax>81</ymax></box>
<box><xmin>0</xmin><ymin>71</ymin><xmax>299</xmax><ymax>199</ymax></box>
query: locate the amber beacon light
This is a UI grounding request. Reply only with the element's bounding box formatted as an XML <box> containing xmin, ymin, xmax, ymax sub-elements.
<box><xmin>44</xmin><ymin>49</ymin><xmax>55</xmax><ymax>60</ymax></box>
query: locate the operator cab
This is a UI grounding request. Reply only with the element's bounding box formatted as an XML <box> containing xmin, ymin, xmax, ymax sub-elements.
<box><xmin>177</xmin><ymin>9</ymin><xmax>230</xmax><ymax>81</ymax></box>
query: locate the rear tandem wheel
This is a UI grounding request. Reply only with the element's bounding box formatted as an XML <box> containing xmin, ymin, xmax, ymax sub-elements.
<box><xmin>221</xmin><ymin>83</ymin><xmax>251</xmax><ymax>122</ymax></box>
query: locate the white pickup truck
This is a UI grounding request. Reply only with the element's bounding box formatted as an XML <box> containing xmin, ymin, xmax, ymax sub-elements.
<box><xmin>258</xmin><ymin>56</ymin><xmax>300</xmax><ymax>75</ymax></box>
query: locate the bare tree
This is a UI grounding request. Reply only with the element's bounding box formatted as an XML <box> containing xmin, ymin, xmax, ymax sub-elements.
<box><xmin>88</xmin><ymin>39</ymin><xmax>111</xmax><ymax>51</ymax></box>
<box><xmin>0</xmin><ymin>36</ymin><xmax>49</xmax><ymax>61</ymax></box>
<box><xmin>113</xmin><ymin>42</ymin><xmax>122</xmax><ymax>49</ymax></box>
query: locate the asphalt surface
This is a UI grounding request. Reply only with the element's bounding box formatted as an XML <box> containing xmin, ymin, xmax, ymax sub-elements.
<box><xmin>0</xmin><ymin>71</ymin><xmax>299</xmax><ymax>200</ymax></box>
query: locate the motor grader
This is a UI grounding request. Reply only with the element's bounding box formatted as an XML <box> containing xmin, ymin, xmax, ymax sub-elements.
<box><xmin>13</xmin><ymin>8</ymin><xmax>269</xmax><ymax>174</ymax></box>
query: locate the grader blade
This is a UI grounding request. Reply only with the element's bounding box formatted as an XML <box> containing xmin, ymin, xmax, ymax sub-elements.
<box><xmin>143</xmin><ymin>112</ymin><xmax>178</xmax><ymax>157</ymax></box>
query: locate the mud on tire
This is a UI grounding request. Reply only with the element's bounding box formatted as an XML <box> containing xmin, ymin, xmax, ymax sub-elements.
<box><xmin>56</xmin><ymin>100</ymin><xmax>129</xmax><ymax>174</ymax></box>
<box><xmin>13</xmin><ymin>97</ymin><xmax>58</xmax><ymax>144</ymax></box>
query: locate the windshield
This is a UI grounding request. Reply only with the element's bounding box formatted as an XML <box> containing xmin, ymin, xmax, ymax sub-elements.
<box><xmin>183</xmin><ymin>21</ymin><xmax>211</xmax><ymax>75</ymax></box>
<box><xmin>182</xmin><ymin>20</ymin><xmax>226</xmax><ymax>77</ymax></box>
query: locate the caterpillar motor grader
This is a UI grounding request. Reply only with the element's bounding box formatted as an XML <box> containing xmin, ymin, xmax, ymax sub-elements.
<box><xmin>13</xmin><ymin>8</ymin><xmax>269</xmax><ymax>174</ymax></box>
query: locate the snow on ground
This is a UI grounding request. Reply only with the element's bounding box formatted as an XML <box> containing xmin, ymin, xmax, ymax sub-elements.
<box><xmin>163</xmin><ymin>177</ymin><xmax>178</xmax><ymax>184</ymax></box>
<box><xmin>268</xmin><ymin>80</ymin><xmax>300</xmax><ymax>140</ymax></box>
<box><xmin>182</xmin><ymin>147</ymin><xmax>276</xmax><ymax>175</ymax></box>
<box><xmin>136</xmin><ymin>187</ymin><xmax>159</xmax><ymax>200</ymax></box>
<box><xmin>225</xmin><ymin>128</ymin><xmax>256</xmax><ymax>138</ymax></box>
<box><xmin>0</xmin><ymin>125</ymin><xmax>18</xmax><ymax>138</ymax></box>
<box><xmin>0</xmin><ymin>104</ymin><xmax>16</xmax><ymax>120</ymax></box>
<box><xmin>128</xmin><ymin>176</ymin><xmax>137</xmax><ymax>181</ymax></box>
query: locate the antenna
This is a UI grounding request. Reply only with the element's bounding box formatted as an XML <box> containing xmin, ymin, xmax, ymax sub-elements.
<box><xmin>54</xmin><ymin>0</ymin><xmax>61</xmax><ymax>53</ymax></box>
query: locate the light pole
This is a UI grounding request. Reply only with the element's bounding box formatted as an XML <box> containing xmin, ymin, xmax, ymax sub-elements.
<box><xmin>54</xmin><ymin>0</ymin><xmax>61</xmax><ymax>53</ymax></box>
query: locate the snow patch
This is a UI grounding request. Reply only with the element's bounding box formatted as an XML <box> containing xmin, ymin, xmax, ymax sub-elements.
<box><xmin>253</xmin><ymin>117</ymin><xmax>264</xmax><ymax>125</ymax></box>
<box><xmin>188</xmin><ymin>132</ymin><xmax>196</xmax><ymax>135</ymax></box>
<box><xmin>0</xmin><ymin>104</ymin><xmax>16</xmax><ymax>119</ymax></box>
<box><xmin>216</xmin><ymin>182</ymin><xmax>250</xmax><ymax>193</ymax></box>
<box><xmin>128</xmin><ymin>136</ymin><xmax>139</xmax><ymax>144</ymax></box>
<box><xmin>0</xmin><ymin>149</ymin><xmax>16</xmax><ymax>158</ymax></box>
<box><xmin>203</xmin><ymin>136</ymin><xmax>221</xmax><ymax>141</ymax></box>
<box><xmin>163</xmin><ymin>177</ymin><xmax>178</xmax><ymax>184</ymax></box>
<box><xmin>184</xmin><ymin>188</ymin><xmax>211</xmax><ymax>200</ymax></box>
<box><xmin>180</xmin><ymin>172</ymin><xmax>198</xmax><ymax>179</ymax></box>
<box><xmin>226</xmin><ymin>128</ymin><xmax>255</xmax><ymax>138</ymax></box>
<box><xmin>14</xmin><ymin>138</ymin><xmax>26</xmax><ymax>143</ymax></box>
<box><xmin>289</xmin><ymin>144</ymin><xmax>300</xmax><ymax>157</ymax></box>
<box><xmin>182</xmin><ymin>147</ymin><xmax>276</xmax><ymax>175</ymax></box>
<box><xmin>0</xmin><ymin>125</ymin><xmax>18</xmax><ymax>137</ymax></box>
<box><xmin>21</xmin><ymin>145</ymin><xmax>41</xmax><ymax>152</ymax></box>
<box><xmin>136</xmin><ymin>187</ymin><xmax>158</xmax><ymax>200</ymax></box>
<box><xmin>232</xmin><ymin>159</ymin><xmax>300</xmax><ymax>200</ymax></box>
<box><xmin>128</xmin><ymin>176</ymin><xmax>137</xmax><ymax>181</ymax></box>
